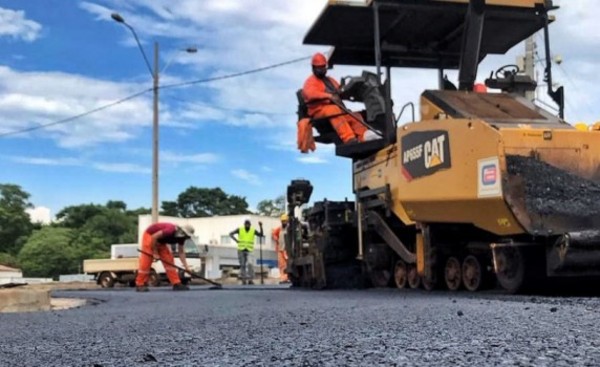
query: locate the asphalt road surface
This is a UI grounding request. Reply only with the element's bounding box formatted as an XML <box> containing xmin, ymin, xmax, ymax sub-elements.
<box><xmin>1</xmin><ymin>286</ymin><xmax>599</xmax><ymax>366</ymax></box>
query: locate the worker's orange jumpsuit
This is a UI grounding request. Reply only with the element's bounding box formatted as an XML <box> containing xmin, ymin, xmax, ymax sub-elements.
<box><xmin>135</xmin><ymin>223</ymin><xmax>182</xmax><ymax>287</ymax></box>
<box><xmin>272</xmin><ymin>226</ymin><xmax>288</xmax><ymax>282</ymax></box>
<box><xmin>302</xmin><ymin>74</ymin><xmax>367</xmax><ymax>143</ymax></box>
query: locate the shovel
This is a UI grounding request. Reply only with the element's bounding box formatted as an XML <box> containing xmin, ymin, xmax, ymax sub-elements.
<box><xmin>138</xmin><ymin>249</ymin><xmax>223</xmax><ymax>290</ymax></box>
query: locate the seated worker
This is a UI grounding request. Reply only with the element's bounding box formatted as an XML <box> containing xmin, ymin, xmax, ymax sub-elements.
<box><xmin>302</xmin><ymin>53</ymin><xmax>377</xmax><ymax>144</ymax></box>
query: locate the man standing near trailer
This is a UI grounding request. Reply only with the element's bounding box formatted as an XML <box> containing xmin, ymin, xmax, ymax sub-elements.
<box><xmin>135</xmin><ymin>222</ymin><xmax>195</xmax><ymax>292</ymax></box>
<box><xmin>229</xmin><ymin>217</ymin><xmax>264</xmax><ymax>285</ymax></box>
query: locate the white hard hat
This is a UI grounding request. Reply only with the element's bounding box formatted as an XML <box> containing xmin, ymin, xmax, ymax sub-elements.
<box><xmin>180</xmin><ymin>224</ymin><xmax>195</xmax><ymax>237</ymax></box>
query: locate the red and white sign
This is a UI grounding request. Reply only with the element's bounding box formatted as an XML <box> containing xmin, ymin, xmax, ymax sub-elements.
<box><xmin>478</xmin><ymin>157</ymin><xmax>502</xmax><ymax>198</ymax></box>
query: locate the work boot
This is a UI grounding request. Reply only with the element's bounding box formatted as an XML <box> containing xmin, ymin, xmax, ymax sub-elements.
<box><xmin>136</xmin><ymin>286</ymin><xmax>149</xmax><ymax>292</ymax></box>
<box><xmin>172</xmin><ymin>283</ymin><xmax>189</xmax><ymax>291</ymax></box>
<box><xmin>248</xmin><ymin>280</ymin><xmax>255</xmax><ymax>285</ymax></box>
<box><xmin>345</xmin><ymin>138</ymin><xmax>359</xmax><ymax>144</ymax></box>
<box><xmin>241</xmin><ymin>280</ymin><xmax>247</xmax><ymax>285</ymax></box>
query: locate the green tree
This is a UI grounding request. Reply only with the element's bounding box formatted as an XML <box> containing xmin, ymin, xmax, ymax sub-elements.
<box><xmin>0</xmin><ymin>252</ymin><xmax>19</xmax><ymax>267</ymax></box>
<box><xmin>106</xmin><ymin>200</ymin><xmax>127</xmax><ymax>211</ymax></box>
<box><xmin>162</xmin><ymin>187</ymin><xmax>251</xmax><ymax>217</ymax></box>
<box><xmin>52</xmin><ymin>202</ymin><xmax>145</xmax><ymax>261</ymax></box>
<box><xmin>18</xmin><ymin>227</ymin><xmax>77</xmax><ymax>278</ymax></box>
<box><xmin>161</xmin><ymin>201</ymin><xmax>179</xmax><ymax>216</ymax></box>
<box><xmin>257</xmin><ymin>195</ymin><xmax>286</xmax><ymax>217</ymax></box>
<box><xmin>0</xmin><ymin>184</ymin><xmax>34</xmax><ymax>255</ymax></box>
<box><xmin>55</xmin><ymin>204</ymin><xmax>104</xmax><ymax>228</ymax></box>
<box><xmin>127</xmin><ymin>207</ymin><xmax>151</xmax><ymax>217</ymax></box>
<box><xmin>81</xmin><ymin>209</ymin><xmax>137</xmax><ymax>249</ymax></box>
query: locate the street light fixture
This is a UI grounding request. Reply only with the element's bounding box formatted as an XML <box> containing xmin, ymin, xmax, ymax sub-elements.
<box><xmin>111</xmin><ymin>12</ymin><xmax>196</xmax><ymax>224</ymax></box>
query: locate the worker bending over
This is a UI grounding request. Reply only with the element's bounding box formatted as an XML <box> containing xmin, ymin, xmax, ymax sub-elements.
<box><xmin>302</xmin><ymin>52</ymin><xmax>375</xmax><ymax>144</ymax></box>
<box><xmin>272</xmin><ymin>214</ymin><xmax>290</xmax><ymax>284</ymax></box>
<box><xmin>230</xmin><ymin>218</ymin><xmax>264</xmax><ymax>285</ymax></box>
<box><xmin>135</xmin><ymin>222</ymin><xmax>195</xmax><ymax>292</ymax></box>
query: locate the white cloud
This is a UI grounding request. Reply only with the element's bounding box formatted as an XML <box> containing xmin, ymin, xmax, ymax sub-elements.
<box><xmin>0</xmin><ymin>7</ymin><xmax>42</xmax><ymax>42</ymax></box>
<box><xmin>6</xmin><ymin>155</ymin><xmax>150</xmax><ymax>174</ymax></box>
<box><xmin>161</xmin><ymin>151</ymin><xmax>220</xmax><ymax>164</ymax></box>
<box><xmin>0</xmin><ymin>66</ymin><xmax>198</xmax><ymax>148</ymax></box>
<box><xmin>93</xmin><ymin>162</ymin><xmax>150</xmax><ymax>174</ymax></box>
<box><xmin>261</xmin><ymin>166</ymin><xmax>273</xmax><ymax>172</ymax></box>
<box><xmin>231</xmin><ymin>169</ymin><xmax>261</xmax><ymax>186</ymax></box>
<box><xmin>26</xmin><ymin>206</ymin><xmax>52</xmax><ymax>224</ymax></box>
<box><xmin>297</xmin><ymin>155</ymin><xmax>328</xmax><ymax>164</ymax></box>
<box><xmin>0</xmin><ymin>66</ymin><xmax>153</xmax><ymax>147</ymax></box>
<box><xmin>9</xmin><ymin>156</ymin><xmax>82</xmax><ymax>166</ymax></box>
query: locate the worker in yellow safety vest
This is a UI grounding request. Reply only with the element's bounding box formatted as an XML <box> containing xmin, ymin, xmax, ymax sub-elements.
<box><xmin>229</xmin><ymin>217</ymin><xmax>264</xmax><ymax>285</ymax></box>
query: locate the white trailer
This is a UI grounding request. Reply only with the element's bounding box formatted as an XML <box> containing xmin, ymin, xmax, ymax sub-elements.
<box><xmin>83</xmin><ymin>240</ymin><xmax>204</xmax><ymax>288</ymax></box>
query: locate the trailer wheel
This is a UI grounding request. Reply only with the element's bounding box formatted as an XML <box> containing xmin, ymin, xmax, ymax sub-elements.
<box><xmin>407</xmin><ymin>265</ymin><xmax>421</xmax><ymax>289</ymax></box>
<box><xmin>394</xmin><ymin>260</ymin><xmax>408</xmax><ymax>289</ymax></box>
<box><xmin>444</xmin><ymin>257</ymin><xmax>462</xmax><ymax>291</ymax></box>
<box><xmin>98</xmin><ymin>272</ymin><xmax>115</xmax><ymax>288</ymax></box>
<box><xmin>149</xmin><ymin>269</ymin><xmax>161</xmax><ymax>287</ymax></box>
<box><xmin>495</xmin><ymin>246</ymin><xmax>525</xmax><ymax>294</ymax></box>
<box><xmin>462</xmin><ymin>255</ymin><xmax>483</xmax><ymax>292</ymax></box>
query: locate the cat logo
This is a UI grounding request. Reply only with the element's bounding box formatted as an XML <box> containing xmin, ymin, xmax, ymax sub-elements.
<box><xmin>401</xmin><ymin>131</ymin><xmax>451</xmax><ymax>181</ymax></box>
<box><xmin>424</xmin><ymin>134</ymin><xmax>446</xmax><ymax>169</ymax></box>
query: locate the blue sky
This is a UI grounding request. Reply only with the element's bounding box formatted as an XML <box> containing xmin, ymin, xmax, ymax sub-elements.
<box><xmin>0</xmin><ymin>0</ymin><xmax>596</xmax><ymax>220</ymax></box>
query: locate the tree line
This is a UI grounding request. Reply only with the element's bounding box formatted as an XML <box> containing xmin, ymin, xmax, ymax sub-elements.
<box><xmin>0</xmin><ymin>184</ymin><xmax>285</xmax><ymax>279</ymax></box>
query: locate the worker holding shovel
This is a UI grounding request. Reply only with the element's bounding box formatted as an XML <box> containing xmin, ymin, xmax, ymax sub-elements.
<box><xmin>135</xmin><ymin>223</ymin><xmax>195</xmax><ymax>292</ymax></box>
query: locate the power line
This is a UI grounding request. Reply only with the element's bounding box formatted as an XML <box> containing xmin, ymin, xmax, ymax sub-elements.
<box><xmin>0</xmin><ymin>88</ymin><xmax>151</xmax><ymax>138</ymax></box>
<box><xmin>0</xmin><ymin>56</ymin><xmax>309</xmax><ymax>138</ymax></box>
<box><xmin>160</xmin><ymin>56</ymin><xmax>310</xmax><ymax>90</ymax></box>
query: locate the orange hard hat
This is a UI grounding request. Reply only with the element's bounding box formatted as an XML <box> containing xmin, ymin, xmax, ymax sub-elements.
<box><xmin>311</xmin><ymin>53</ymin><xmax>327</xmax><ymax>67</ymax></box>
<box><xmin>473</xmin><ymin>83</ymin><xmax>487</xmax><ymax>93</ymax></box>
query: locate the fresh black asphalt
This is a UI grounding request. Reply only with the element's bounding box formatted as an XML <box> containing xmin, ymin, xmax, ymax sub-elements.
<box><xmin>1</xmin><ymin>286</ymin><xmax>599</xmax><ymax>366</ymax></box>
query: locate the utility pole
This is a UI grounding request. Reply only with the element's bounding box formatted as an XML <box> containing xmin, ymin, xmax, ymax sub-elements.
<box><xmin>111</xmin><ymin>13</ymin><xmax>197</xmax><ymax>224</ymax></box>
<box><xmin>152</xmin><ymin>42</ymin><xmax>160</xmax><ymax>224</ymax></box>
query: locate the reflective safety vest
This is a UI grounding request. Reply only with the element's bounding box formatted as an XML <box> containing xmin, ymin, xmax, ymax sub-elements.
<box><xmin>238</xmin><ymin>227</ymin><xmax>255</xmax><ymax>251</ymax></box>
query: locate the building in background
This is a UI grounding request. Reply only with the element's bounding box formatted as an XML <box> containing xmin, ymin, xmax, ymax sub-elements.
<box><xmin>137</xmin><ymin>214</ymin><xmax>280</xmax><ymax>279</ymax></box>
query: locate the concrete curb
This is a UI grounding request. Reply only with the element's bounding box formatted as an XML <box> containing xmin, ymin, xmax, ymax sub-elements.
<box><xmin>0</xmin><ymin>289</ymin><xmax>51</xmax><ymax>313</ymax></box>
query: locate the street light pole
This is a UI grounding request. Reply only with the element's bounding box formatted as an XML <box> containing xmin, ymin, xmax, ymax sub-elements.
<box><xmin>111</xmin><ymin>13</ymin><xmax>196</xmax><ymax>224</ymax></box>
<box><xmin>152</xmin><ymin>41</ymin><xmax>160</xmax><ymax>223</ymax></box>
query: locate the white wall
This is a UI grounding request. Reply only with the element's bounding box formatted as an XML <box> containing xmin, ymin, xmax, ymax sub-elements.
<box><xmin>0</xmin><ymin>270</ymin><xmax>23</xmax><ymax>279</ymax></box>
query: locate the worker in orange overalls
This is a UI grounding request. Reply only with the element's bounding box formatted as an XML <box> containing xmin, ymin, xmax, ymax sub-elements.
<box><xmin>135</xmin><ymin>222</ymin><xmax>195</xmax><ymax>292</ymax></box>
<box><xmin>302</xmin><ymin>52</ymin><xmax>368</xmax><ymax>144</ymax></box>
<box><xmin>272</xmin><ymin>214</ymin><xmax>290</xmax><ymax>284</ymax></box>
